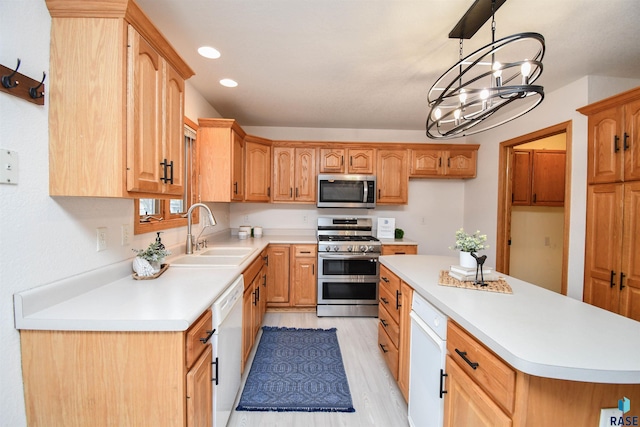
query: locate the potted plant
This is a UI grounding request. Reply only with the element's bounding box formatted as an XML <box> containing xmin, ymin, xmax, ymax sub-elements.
<box><xmin>451</xmin><ymin>228</ymin><xmax>488</xmax><ymax>268</ymax></box>
<box><xmin>132</xmin><ymin>241</ymin><xmax>171</xmax><ymax>277</ymax></box>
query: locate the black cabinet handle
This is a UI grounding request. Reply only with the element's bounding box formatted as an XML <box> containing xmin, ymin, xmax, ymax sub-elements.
<box><xmin>380</xmin><ymin>319</ymin><xmax>388</xmax><ymax>327</ymax></box>
<box><xmin>380</xmin><ymin>297</ymin><xmax>389</xmax><ymax>305</ymax></box>
<box><xmin>200</xmin><ymin>329</ymin><xmax>215</xmax><ymax>344</ymax></box>
<box><xmin>253</xmin><ymin>290</ymin><xmax>257</xmax><ymax>306</ymax></box>
<box><xmin>615</xmin><ymin>135</ymin><xmax>621</xmax><ymax>153</ymax></box>
<box><xmin>267</xmin><ymin>186</ymin><xmax>271</xmax><ymax>197</ymax></box>
<box><xmin>439</xmin><ymin>369</ymin><xmax>448</xmax><ymax>398</ymax></box>
<box><xmin>296</xmin><ymin>187</ymin><xmax>299</xmax><ymax>198</ymax></box>
<box><xmin>610</xmin><ymin>270</ymin><xmax>616</xmax><ymax>288</ymax></box>
<box><xmin>212</xmin><ymin>356</ymin><xmax>219</xmax><ymax>385</ymax></box>
<box><xmin>263</xmin><ymin>255</ymin><xmax>269</xmax><ymax>266</ymax></box>
<box><xmin>624</xmin><ymin>133</ymin><xmax>630</xmax><ymax>151</ymax></box>
<box><xmin>379</xmin><ymin>343</ymin><xmax>388</xmax><ymax>353</ymax></box>
<box><xmin>447</xmin><ymin>157</ymin><xmax>451</xmax><ymax>167</ymax></box>
<box><xmin>533</xmin><ymin>193</ymin><xmax>537</xmax><ymax>203</ymax></box>
<box><xmin>167</xmin><ymin>160</ymin><xmax>174</xmax><ymax>184</ymax></box>
<box><xmin>620</xmin><ymin>272</ymin><xmax>626</xmax><ymax>290</ymax></box>
<box><xmin>289</xmin><ymin>188</ymin><xmax>293</xmax><ymax>197</ymax></box>
<box><xmin>455</xmin><ymin>348</ymin><xmax>479</xmax><ymax>369</ymax></box>
<box><xmin>381</xmin><ymin>276</ymin><xmax>390</xmax><ymax>283</ymax></box>
<box><xmin>396</xmin><ymin>290</ymin><xmax>401</xmax><ymax>310</ymax></box>
<box><xmin>439</xmin><ymin>157</ymin><xmax>442</xmax><ymax>167</ymax></box>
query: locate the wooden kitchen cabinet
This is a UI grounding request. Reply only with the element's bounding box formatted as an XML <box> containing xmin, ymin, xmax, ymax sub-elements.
<box><xmin>46</xmin><ymin>0</ymin><xmax>193</xmax><ymax>198</ymax></box>
<box><xmin>198</xmin><ymin>119</ymin><xmax>246</xmax><ymax>202</ymax></box>
<box><xmin>512</xmin><ymin>149</ymin><xmax>566</xmax><ymax>206</ymax></box>
<box><xmin>381</xmin><ymin>244</ymin><xmax>418</xmax><ymax>255</ymax></box>
<box><xmin>291</xmin><ymin>245</ymin><xmax>317</xmax><ymax>307</ymax></box>
<box><xmin>244</xmin><ymin>136</ymin><xmax>272</xmax><ymax>202</ymax></box>
<box><xmin>272</xmin><ymin>146</ymin><xmax>317</xmax><ymax>203</ymax></box>
<box><xmin>578</xmin><ymin>88</ymin><xmax>640</xmax><ymax>184</ymax></box>
<box><xmin>241</xmin><ymin>252</ymin><xmax>267</xmax><ymax>372</ymax></box>
<box><xmin>266</xmin><ymin>244</ymin><xmax>291</xmax><ymax>306</ymax></box>
<box><xmin>580</xmin><ymin>87</ymin><xmax>640</xmax><ymax>321</ymax></box>
<box><xmin>319</xmin><ymin>147</ymin><xmax>375</xmax><ymax>174</ymax></box>
<box><xmin>409</xmin><ymin>145</ymin><xmax>479</xmax><ymax>179</ymax></box>
<box><xmin>20</xmin><ymin>309</ymin><xmax>213</xmax><ymax>426</ymax></box>
<box><xmin>397</xmin><ymin>281</ymin><xmax>413</xmax><ymax>401</ymax></box>
<box><xmin>377</xmin><ymin>149</ymin><xmax>409</xmax><ymax>204</ymax></box>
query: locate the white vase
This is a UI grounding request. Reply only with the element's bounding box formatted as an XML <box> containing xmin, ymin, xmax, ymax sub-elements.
<box><xmin>459</xmin><ymin>251</ymin><xmax>476</xmax><ymax>268</ymax></box>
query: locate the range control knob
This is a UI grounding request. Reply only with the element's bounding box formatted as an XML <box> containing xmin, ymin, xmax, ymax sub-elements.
<box><xmin>359</xmin><ymin>245</ymin><xmax>367</xmax><ymax>252</ymax></box>
<box><xmin>325</xmin><ymin>246</ymin><xmax>331</xmax><ymax>252</ymax></box>
<box><xmin>333</xmin><ymin>246</ymin><xmax>339</xmax><ymax>252</ymax></box>
<box><xmin>347</xmin><ymin>246</ymin><xmax>353</xmax><ymax>252</ymax></box>
<box><xmin>368</xmin><ymin>245</ymin><xmax>375</xmax><ymax>252</ymax></box>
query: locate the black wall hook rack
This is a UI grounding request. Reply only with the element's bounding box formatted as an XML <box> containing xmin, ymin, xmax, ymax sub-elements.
<box><xmin>0</xmin><ymin>59</ymin><xmax>46</xmax><ymax>105</ymax></box>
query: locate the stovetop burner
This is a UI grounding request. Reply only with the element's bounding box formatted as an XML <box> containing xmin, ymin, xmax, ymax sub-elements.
<box><xmin>318</xmin><ymin>235</ymin><xmax>379</xmax><ymax>242</ymax></box>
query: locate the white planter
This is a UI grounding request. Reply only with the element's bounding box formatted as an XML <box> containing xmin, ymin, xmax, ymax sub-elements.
<box><xmin>459</xmin><ymin>251</ymin><xmax>476</xmax><ymax>268</ymax></box>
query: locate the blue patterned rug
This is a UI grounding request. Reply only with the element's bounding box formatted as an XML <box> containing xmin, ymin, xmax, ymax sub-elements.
<box><xmin>236</xmin><ymin>326</ymin><xmax>355</xmax><ymax>413</ymax></box>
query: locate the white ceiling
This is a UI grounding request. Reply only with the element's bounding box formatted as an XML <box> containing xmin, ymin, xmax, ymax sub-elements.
<box><xmin>136</xmin><ymin>0</ymin><xmax>640</xmax><ymax>132</ymax></box>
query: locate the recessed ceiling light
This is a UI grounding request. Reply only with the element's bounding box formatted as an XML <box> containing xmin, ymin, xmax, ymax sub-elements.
<box><xmin>220</xmin><ymin>78</ymin><xmax>238</xmax><ymax>88</ymax></box>
<box><xmin>197</xmin><ymin>46</ymin><xmax>220</xmax><ymax>59</ymax></box>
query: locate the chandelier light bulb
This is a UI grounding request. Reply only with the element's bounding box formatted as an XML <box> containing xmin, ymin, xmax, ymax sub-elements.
<box><xmin>480</xmin><ymin>89</ymin><xmax>489</xmax><ymax>100</ymax></box>
<box><xmin>454</xmin><ymin>109</ymin><xmax>461</xmax><ymax>119</ymax></box>
<box><xmin>521</xmin><ymin>60</ymin><xmax>532</xmax><ymax>77</ymax></box>
<box><xmin>492</xmin><ymin>61</ymin><xmax>502</xmax><ymax>77</ymax></box>
<box><xmin>459</xmin><ymin>89</ymin><xmax>467</xmax><ymax>104</ymax></box>
<box><xmin>434</xmin><ymin>108</ymin><xmax>442</xmax><ymax>120</ymax></box>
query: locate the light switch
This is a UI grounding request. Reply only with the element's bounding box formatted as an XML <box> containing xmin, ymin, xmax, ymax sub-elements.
<box><xmin>0</xmin><ymin>149</ymin><xmax>18</xmax><ymax>184</ymax></box>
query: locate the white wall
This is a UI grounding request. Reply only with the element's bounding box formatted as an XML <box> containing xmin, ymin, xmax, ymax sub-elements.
<box><xmin>0</xmin><ymin>4</ymin><xmax>225</xmax><ymax>425</ymax></box>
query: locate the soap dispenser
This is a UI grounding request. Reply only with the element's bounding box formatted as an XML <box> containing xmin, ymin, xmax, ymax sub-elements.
<box><xmin>155</xmin><ymin>232</ymin><xmax>165</xmax><ymax>250</ymax></box>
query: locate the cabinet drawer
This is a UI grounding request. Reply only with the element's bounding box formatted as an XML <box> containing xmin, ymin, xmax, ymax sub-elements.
<box><xmin>378</xmin><ymin>303</ymin><xmax>400</xmax><ymax>348</ymax></box>
<box><xmin>447</xmin><ymin>321</ymin><xmax>516</xmax><ymax>415</ymax></box>
<box><xmin>379</xmin><ymin>282</ymin><xmax>400</xmax><ymax>323</ymax></box>
<box><xmin>381</xmin><ymin>245</ymin><xmax>418</xmax><ymax>255</ymax></box>
<box><xmin>292</xmin><ymin>245</ymin><xmax>317</xmax><ymax>257</ymax></box>
<box><xmin>186</xmin><ymin>309</ymin><xmax>213</xmax><ymax>369</ymax></box>
<box><xmin>378</xmin><ymin>323</ymin><xmax>399</xmax><ymax>380</ymax></box>
<box><xmin>380</xmin><ymin>264</ymin><xmax>401</xmax><ymax>294</ymax></box>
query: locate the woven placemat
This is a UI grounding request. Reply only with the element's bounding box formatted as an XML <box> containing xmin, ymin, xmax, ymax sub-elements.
<box><xmin>439</xmin><ymin>270</ymin><xmax>513</xmax><ymax>294</ymax></box>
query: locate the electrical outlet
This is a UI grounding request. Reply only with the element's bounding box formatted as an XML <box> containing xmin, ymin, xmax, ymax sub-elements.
<box><xmin>96</xmin><ymin>227</ymin><xmax>107</xmax><ymax>251</ymax></box>
<box><xmin>121</xmin><ymin>224</ymin><xmax>130</xmax><ymax>246</ymax></box>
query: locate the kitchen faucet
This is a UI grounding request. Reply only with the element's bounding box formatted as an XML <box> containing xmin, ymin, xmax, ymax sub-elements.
<box><xmin>185</xmin><ymin>203</ymin><xmax>216</xmax><ymax>254</ymax></box>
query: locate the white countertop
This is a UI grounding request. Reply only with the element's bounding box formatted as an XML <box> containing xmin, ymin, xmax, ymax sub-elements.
<box><xmin>380</xmin><ymin>255</ymin><xmax>640</xmax><ymax>384</ymax></box>
<box><xmin>14</xmin><ymin>234</ymin><xmax>316</xmax><ymax>332</ymax></box>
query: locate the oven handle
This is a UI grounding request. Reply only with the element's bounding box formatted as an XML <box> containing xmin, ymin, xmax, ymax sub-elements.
<box><xmin>318</xmin><ymin>254</ymin><xmax>379</xmax><ymax>260</ymax></box>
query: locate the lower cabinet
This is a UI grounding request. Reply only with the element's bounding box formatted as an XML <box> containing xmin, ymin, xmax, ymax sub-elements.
<box><xmin>378</xmin><ymin>264</ymin><xmax>413</xmax><ymax>401</ymax></box>
<box><xmin>381</xmin><ymin>244</ymin><xmax>418</xmax><ymax>255</ymax></box>
<box><xmin>443</xmin><ymin>320</ymin><xmax>640</xmax><ymax>426</ymax></box>
<box><xmin>20</xmin><ymin>309</ymin><xmax>214</xmax><ymax>426</ymax></box>
<box><xmin>241</xmin><ymin>251</ymin><xmax>267</xmax><ymax>372</ymax></box>
<box><xmin>266</xmin><ymin>244</ymin><xmax>317</xmax><ymax>309</ymax></box>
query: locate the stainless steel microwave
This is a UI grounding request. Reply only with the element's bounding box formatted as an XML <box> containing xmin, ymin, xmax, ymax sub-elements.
<box><xmin>317</xmin><ymin>174</ymin><xmax>376</xmax><ymax>209</ymax></box>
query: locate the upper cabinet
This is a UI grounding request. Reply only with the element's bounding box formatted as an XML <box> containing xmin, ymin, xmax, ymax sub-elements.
<box><xmin>244</xmin><ymin>135</ymin><xmax>272</xmax><ymax>202</ymax></box>
<box><xmin>512</xmin><ymin>149</ymin><xmax>566</xmax><ymax>207</ymax></box>
<box><xmin>319</xmin><ymin>148</ymin><xmax>375</xmax><ymax>174</ymax></box>
<box><xmin>578</xmin><ymin>88</ymin><xmax>640</xmax><ymax>184</ymax></box>
<box><xmin>46</xmin><ymin>0</ymin><xmax>194</xmax><ymax>198</ymax></box>
<box><xmin>377</xmin><ymin>149</ymin><xmax>408</xmax><ymax>204</ymax></box>
<box><xmin>198</xmin><ymin>119</ymin><xmax>246</xmax><ymax>202</ymax></box>
<box><xmin>272</xmin><ymin>146</ymin><xmax>316</xmax><ymax>203</ymax></box>
<box><xmin>409</xmin><ymin>145</ymin><xmax>479</xmax><ymax>179</ymax></box>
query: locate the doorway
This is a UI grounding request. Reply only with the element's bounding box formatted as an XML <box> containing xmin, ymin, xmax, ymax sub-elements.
<box><xmin>496</xmin><ymin>121</ymin><xmax>572</xmax><ymax>295</ymax></box>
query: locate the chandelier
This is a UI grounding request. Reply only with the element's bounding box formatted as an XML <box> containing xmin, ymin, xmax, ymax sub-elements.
<box><xmin>426</xmin><ymin>0</ymin><xmax>545</xmax><ymax>139</ymax></box>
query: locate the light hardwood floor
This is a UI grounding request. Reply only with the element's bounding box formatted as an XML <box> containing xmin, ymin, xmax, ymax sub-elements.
<box><xmin>227</xmin><ymin>311</ymin><xmax>409</xmax><ymax>427</ymax></box>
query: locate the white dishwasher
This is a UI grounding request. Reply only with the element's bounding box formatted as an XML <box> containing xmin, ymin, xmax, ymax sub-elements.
<box><xmin>408</xmin><ymin>292</ymin><xmax>448</xmax><ymax>427</ymax></box>
<box><xmin>211</xmin><ymin>275</ymin><xmax>243</xmax><ymax>427</ymax></box>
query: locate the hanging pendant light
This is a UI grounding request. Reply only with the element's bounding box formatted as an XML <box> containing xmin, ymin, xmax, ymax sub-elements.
<box><xmin>426</xmin><ymin>0</ymin><xmax>545</xmax><ymax>139</ymax></box>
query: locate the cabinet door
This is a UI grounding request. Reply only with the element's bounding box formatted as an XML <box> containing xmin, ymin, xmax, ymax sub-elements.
<box><xmin>231</xmin><ymin>131</ymin><xmax>245</xmax><ymax>201</ymax></box>
<box><xmin>266</xmin><ymin>245</ymin><xmax>290</xmax><ymax>305</ymax></box>
<box><xmin>252</xmin><ymin>275</ymin><xmax>262</xmax><ymax>339</ymax></box>
<box><xmin>292</xmin><ymin>255</ymin><xmax>317</xmax><ymax>307</ymax></box>
<box><xmin>163</xmin><ymin>63</ymin><xmax>185</xmax><ymax>196</ymax></box>
<box><xmin>410</xmin><ymin>149</ymin><xmax>442</xmax><ymax>177</ymax></box>
<box><xmin>186</xmin><ymin>345</ymin><xmax>213</xmax><ymax>427</ymax></box>
<box><xmin>272</xmin><ymin>147</ymin><xmax>295</xmax><ymax>201</ymax></box>
<box><xmin>381</xmin><ymin>244</ymin><xmax>417</xmax><ymax>255</ymax></box>
<box><xmin>348</xmin><ymin>148</ymin><xmax>375</xmax><ymax>174</ymax></box>
<box><xmin>624</xmin><ymin>98</ymin><xmax>640</xmax><ymax>181</ymax></box>
<box><xmin>377</xmin><ymin>149</ymin><xmax>408</xmax><ymax>204</ymax></box>
<box><xmin>127</xmin><ymin>27</ymin><xmax>163</xmax><ymax>194</ymax></box>
<box><xmin>588</xmin><ymin>106</ymin><xmax>623</xmax><ymax>184</ymax></box>
<box><xmin>397</xmin><ymin>281</ymin><xmax>413</xmax><ymax>402</ymax></box>
<box><xmin>319</xmin><ymin>148</ymin><xmax>345</xmax><ymax>173</ymax></box>
<box><xmin>584</xmin><ymin>184</ymin><xmax>623</xmax><ymax>313</ymax></box>
<box><xmin>294</xmin><ymin>147</ymin><xmax>316</xmax><ymax>202</ymax></box>
<box><xmin>620</xmin><ymin>182</ymin><xmax>640</xmax><ymax>321</ymax></box>
<box><xmin>241</xmin><ymin>285</ymin><xmax>255</xmax><ymax>372</ymax></box>
<box><xmin>531</xmin><ymin>150</ymin><xmax>566</xmax><ymax>206</ymax></box>
<box><xmin>511</xmin><ymin>150</ymin><xmax>532</xmax><ymax>205</ymax></box>
<box><xmin>245</xmin><ymin>141</ymin><xmax>271</xmax><ymax>202</ymax></box>
<box><xmin>443</xmin><ymin>355</ymin><xmax>511</xmax><ymax>427</ymax></box>
<box><xmin>445</xmin><ymin>149</ymin><xmax>477</xmax><ymax>178</ymax></box>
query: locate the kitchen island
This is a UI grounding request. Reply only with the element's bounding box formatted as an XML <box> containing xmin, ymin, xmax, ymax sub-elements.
<box><xmin>380</xmin><ymin>255</ymin><xmax>640</xmax><ymax>426</ymax></box>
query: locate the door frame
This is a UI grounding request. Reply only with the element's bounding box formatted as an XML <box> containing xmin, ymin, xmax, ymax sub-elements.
<box><xmin>496</xmin><ymin>121</ymin><xmax>572</xmax><ymax>295</ymax></box>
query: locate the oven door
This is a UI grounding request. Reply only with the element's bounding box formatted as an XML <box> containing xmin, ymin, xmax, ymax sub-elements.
<box><xmin>317</xmin><ymin>253</ymin><xmax>379</xmax><ymax>279</ymax></box>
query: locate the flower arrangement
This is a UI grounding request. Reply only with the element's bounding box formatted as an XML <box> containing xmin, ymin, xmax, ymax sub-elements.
<box><xmin>451</xmin><ymin>228</ymin><xmax>488</xmax><ymax>253</ymax></box>
<box><xmin>132</xmin><ymin>241</ymin><xmax>171</xmax><ymax>263</ymax></box>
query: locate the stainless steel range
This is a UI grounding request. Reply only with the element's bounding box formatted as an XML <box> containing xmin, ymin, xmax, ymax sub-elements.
<box><xmin>317</xmin><ymin>217</ymin><xmax>380</xmax><ymax>317</ymax></box>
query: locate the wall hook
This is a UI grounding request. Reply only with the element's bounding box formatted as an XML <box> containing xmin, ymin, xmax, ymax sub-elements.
<box><xmin>1</xmin><ymin>58</ymin><xmax>21</xmax><ymax>89</ymax></box>
<box><xmin>29</xmin><ymin>72</ymin><xmax>46</xmax><ymax>99</ymax></box>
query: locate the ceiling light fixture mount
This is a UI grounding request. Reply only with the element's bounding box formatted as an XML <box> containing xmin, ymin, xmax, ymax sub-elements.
<box><xmin>426</xmin><ymin>0</ymin><xmax>545</xmax><ymax>139</ymax></box>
